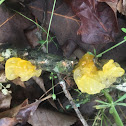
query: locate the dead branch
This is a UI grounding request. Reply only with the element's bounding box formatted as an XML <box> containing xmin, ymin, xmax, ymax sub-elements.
<box><xmin>0</xmin><ymin>45</ymin><xmax>77</xmax><ymax>75</ymax></box>
<box><xmin>57</xmin><ymin>74</ymin><xmax>89</xmax><ymax>126</ymax></box>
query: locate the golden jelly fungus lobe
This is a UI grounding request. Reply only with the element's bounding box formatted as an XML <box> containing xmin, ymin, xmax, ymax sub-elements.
<box><xmin>73</xmin><ymin>53</ymin><xmax>125</xmax><ymax>94</ymax></box>
<box><xmin>5</xmin><ymin>57</ymin><xmax>42</xmax><ymax>81</ymax></box>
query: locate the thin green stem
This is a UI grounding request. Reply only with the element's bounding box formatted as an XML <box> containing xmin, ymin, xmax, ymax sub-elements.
<box><xmin>96</xmin><ymin>39</ymin><xmax>126</xmax><ymax>58</ymax></box>
<box><xmin>103</xmin><ymin>113</ymin><xmax>113</xmax><ymax>125</ymax></box>
<box><xmin>46</xmin><ymin>0</ymin><xmax>57</xmax><ymax>53</ymax></box>
<box><xmin>12</xmin><ymin>9</ymin><xmax>57</xmax><ymax>52</ymax></box>
<box><xmin>101</xmin><ymin>111</ymin><xmax>104</xmax><ymax>126</ymax></box>
<box><xmin>52</xmin><ymin>78</ymin><xmax>54</xmax><ymax>95</ymax></box>
<box><xmin>92</xmin><ymin>109</ymin><xmax>101</xmax><ymax>126</ymax></box>
<box><xmin>12</xmin><ymin>9</ymin><xmax>48</xmax><ymax>34</ymax></box>
<box><xmin>111</xmin><ymin>104</ymin><xmax>124</xmax><ymax>126</ymax></box>
<box><xmin>103</xmin><ymin>90</ymin><xmax>124</xmax><ymax>126</ymax></box>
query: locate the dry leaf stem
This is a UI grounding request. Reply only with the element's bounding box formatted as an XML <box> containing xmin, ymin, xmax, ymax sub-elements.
<box><xmin>58</xmin><ymin>74</ymin><xmax>88</xmax><ymax>126</ymax></box>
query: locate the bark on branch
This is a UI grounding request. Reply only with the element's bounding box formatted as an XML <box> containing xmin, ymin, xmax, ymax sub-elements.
<box><xmin>0</xmin><ymin>44</ymin><xmax>77</xmax><ymax>74</ymax></box>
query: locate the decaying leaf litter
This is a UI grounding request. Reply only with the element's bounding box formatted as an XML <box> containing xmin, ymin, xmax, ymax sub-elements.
<box><xmin>0</xmin><ymin>0</ymin><xmax>126</xmax><ymax>126</ymax></box>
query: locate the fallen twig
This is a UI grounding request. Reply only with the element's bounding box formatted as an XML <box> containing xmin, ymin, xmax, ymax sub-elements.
<box><xmin>57</xmin><ymin>74</ymin><xmax>89</xmax><ymax>126</ymax></box>
<box><xmin>0</xmin><ymin>45</ymin><xmax>76</xmax><ymax>74</ymax></box>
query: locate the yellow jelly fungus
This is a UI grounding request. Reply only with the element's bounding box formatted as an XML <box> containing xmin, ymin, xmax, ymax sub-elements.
<box><xmin>73</xmin><ymin>53</ymin><xmax>125</xmax><ymax>94</ymax></box>
<box><xmin>5</xmin><ymin>57</ymin><xmax>42</xmax><ymax>81</ymax></box>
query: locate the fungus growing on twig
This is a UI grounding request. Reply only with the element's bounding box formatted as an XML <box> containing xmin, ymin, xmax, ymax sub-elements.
<box><xmin>73</xmin><ymin>53</ymin><xmax>125</xmax><ymax>94</ymax></box>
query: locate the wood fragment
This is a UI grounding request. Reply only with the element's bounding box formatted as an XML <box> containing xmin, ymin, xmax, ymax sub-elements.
<box><xmin>0</xmin><ymin>45</ymin><xmax>77</xmax><ymax>75</ymax></box>
<box><xmin>58</xmin><ymin>74</ymin><xmax>89</xmax><ymax>126</ymax></box>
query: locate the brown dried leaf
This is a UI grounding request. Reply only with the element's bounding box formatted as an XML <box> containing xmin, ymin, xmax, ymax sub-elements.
<box><xmin>0</xmin><ymin>70</ymin><xmax>25</xmax><ymax>87</ymax></box>
<box><xmin>0</xmin><ymin>117</ymin><xmax>17</xmax><ymax>126</ymax></box>
<box><xmin>0</xmin><ymin>91</ymin><xmax>11</xmax><ymax>111</ymax></box>
<box><xmin>28</xmin><ymin>0</ymin><xmax>120</xmax><ymax>57</ymax></box>
<box><xmin>71</xmin><ymin>0</ymin><xmax>118</xmax><ymax>44</ymax></box>
<box><xmin>0</xmin><ymin>99</ymin><xmax>28</xmax><ymax>118</ymax></box>
<box><xmin>28</xmin><ymin>0</ymin><xmax>94</xmax><ymax>57</ymax></box>
<box><xmin>33</xmin><ymin>76</ymin><xmax>57</xmax><ymax>109</ymax></box>
<box><xmin>0</xmin><ymin>4</ymin><xmax>33</xmax><ymax>46</ymax></box>
<box><xmin>98</xmin><ymin>0</ymin><xmax>118</xmax><ymax>14</ymax></box>
<box><xmin>64</xmin><ymin>76</ymin><xmax>75</xmax><ymax>87</ymax></box>
<box><xmin>117</xmin><ymin>0</ymin><xmax>126</xmax><ymax>16</ymax></box>
<box><xmin>0</xmin><ymin>95</ymin><xmax>51</xmax><ymax>125</ymax></box>
<box><xmin>28</xmin><ymin>0</ymin><xmax>80</xmax><ymax>46</ymax></box>
<box><xmin>0</xmin><ymin>99</ymin><xmax>39</xmax><ymax>125</ymax></box>
<box><xmin>0</xmin><ymin>100</ymin><xmax>28</xmax><ymax>126</ymax></box>
<box><xmin>97</xmin><ymin>0</ymin><xmax>117</xmax><ymax>2</ymax></box>
<box><xmin>15</xmin><ymin>95</ymin><xmax>52</xmax><ymax>124</ymax></box>
<box><xmin>12</xmin><ymin>78</ymin><xmax>25</xmax><ymax>88</ymax></box>
<box><xmin>62</xmin><ymin>39</ymin><xmax>78</xmax><ymax>57</ymax></box>
<box><xmin>32</xmin><ymin>77</ymin><xmax>46</xmax><ymax>92</ymax></box>
<box><xmin>15</xmin><ymin>100</ymin><xmax>40</xmax><ymax>124</ymax></box>
<box><xmin>24</xmin><ymin>27</ymin><xmax>40</xmax><ymax>48</ymax></box>
<box><xmin>0</xmin><ymin>70</ymin><xmax>7</xmax><ymax>83</ymax></box>
<box><xmin>28</xmin><ymin>108</ymin><xmax>77</xmax><ymax>126</ymax></box>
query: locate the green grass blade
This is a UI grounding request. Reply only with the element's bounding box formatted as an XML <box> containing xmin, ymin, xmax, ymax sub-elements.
<box><xmin>95</xmin><ymin>100</ymin><xmax>109</xmax><ymax>105</ymax></box>
<box><xmin>96</xmin><ymin>39</ymin><xmax>126</xmax><ymax>58</ymax></box>
<box><xmin>114</xmin><ymin>94</ymin><xmax>126</xmax><ymax>103</ymax></box>
<box><xmin>92</xmin><ymin>110</ymin><xmax>101</xmax><ymax>126</ymax></box>
<box><xmin>122</xmin><ymin>28</ymin><xmax>126</xmax><ymax>33</ymax></box>
<box><xmin>0</xmin><ymin>0</ymin><xmax>5</xmax><ymax>5</ymax></box>
<box><xmin>46</xmin><ymin>0</ymin><xmax>57</xmax><ymax>53</ymax></box>
<box><xmin>12</xmin><ymin>9</ymin><xmax>48</xmax><ymax>34</ymax></box>
<box><xmin>103</xmin><ymin>113</ymin><xmax>113</xmax><ymax>126</ymax></box>
<box><xmin>87</xmin><ymin>51</ymin><xmax>94</xmax><ymax>56</ymax></box>
<box><xmin>115</xmin><ymin>103</ymin><xmax>126</xmax><ymax>107</ymax></box>
<box><xmin>94</xmin><ymin>105</ymin><xmax>110</xmax><ymax>109</ymax></box>
<box><xmin>12</xmin><ymin>9</ymin><xmax>58</xmax><ymax>52</ymax></box>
